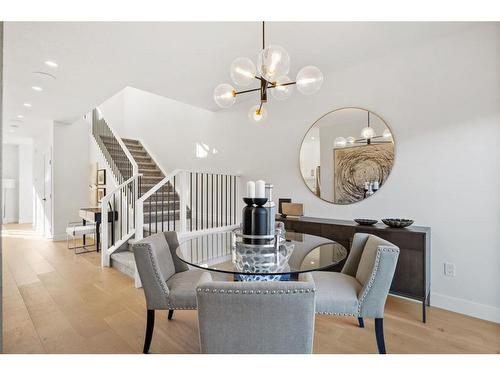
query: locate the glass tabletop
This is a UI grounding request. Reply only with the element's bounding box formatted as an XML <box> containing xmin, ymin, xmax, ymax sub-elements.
<box><xmin>175</xmin><ymin>230</ymin><xmax>347</xmax><ymax>279</ymax></box>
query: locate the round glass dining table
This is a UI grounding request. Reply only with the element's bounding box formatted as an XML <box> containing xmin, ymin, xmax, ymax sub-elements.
<box><xmin>175</xmin><ymin>230</ymin><xmax>347</xmax><ymax>281</ymax></box>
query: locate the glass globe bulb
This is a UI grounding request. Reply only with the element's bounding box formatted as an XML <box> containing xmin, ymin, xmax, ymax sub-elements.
<box><xmin>296</xmin><ymin>66</ymin><xmax>324</xmax><ymax>95</ymax></box>
<box><xmin>346</xmin><ymin>136</ymin><xmax>356</xmax><ymax>145</ymax></box>
<box><xmin>257</xmin><ymin>45</ymin><xmax>290</xmax><ymax>82</ymax></box>
<box><xmin>213</xmin><ymin>83</ymin><xmax>236</xmax><ymax>108</ymax></box>
<box><xmin>383</xmin><ymin>129</ymin><xmax>392</xmax><ymax>139</ymax></box>
<box><xmin>271</xmin><ymin>75</ymin><xmax>293</xmax><ymax>100</ymax></box>
<box><xmin>334</xmin><ymin>137</ymin><xmax>346</xmax><ymax>147</ymax></box>
<box><xmin>230</xmin><ymin>57</ymin><xmax>256</xmax><ymax>87</ymax></box>
<box><xmin>361</xmin><ymin>126</ymin><xmax>375</xmax><ymax>139</ymax></box>
<box><xmin>248</xmin><ymin>105</ymin><xmax>268</xmax><ymax>123</ymax></box>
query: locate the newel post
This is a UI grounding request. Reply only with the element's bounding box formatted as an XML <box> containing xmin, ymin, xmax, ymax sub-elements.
<box><xmin>101</xmin><ymin>200</ymin><xmax>110</xmax><ymax>267</ymax></box>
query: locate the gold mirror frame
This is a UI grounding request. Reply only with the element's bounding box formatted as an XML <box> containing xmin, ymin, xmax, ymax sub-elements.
<box><xmin>299</xmin><ymin>107</ymin><xmax>395</xmax><ymax>205</ymax></box>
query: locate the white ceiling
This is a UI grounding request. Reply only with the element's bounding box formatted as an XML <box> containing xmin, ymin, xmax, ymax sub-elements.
<box><xmin>3</xmin><ymin>22</ymin><xmax>475</xmax><ymax>139</ymax></box>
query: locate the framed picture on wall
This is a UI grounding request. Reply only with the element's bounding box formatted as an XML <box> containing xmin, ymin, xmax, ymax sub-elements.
<box><xmin>97</xmin><ymin>188</ymin><xmax>106</xmax><ymax>203</ymax></box>
<box><xmin>97</xmin><ymin>169</ymin><xmax>106</xmax><ymax>185</ymax></box>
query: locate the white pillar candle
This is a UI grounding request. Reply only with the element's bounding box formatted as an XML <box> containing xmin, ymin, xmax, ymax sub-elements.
<box><xmin>255</xmin><ymin>180</ymin><xmax>266</xmax><ymax>198</ymax></box>
<box><xmin>246</xmin><ymin>181</ymin><xmax>255</xmax><ymax>198</ymax></box>
<box><xmin>373</xmin><ymin>181</ymin><xmax>379</xmax><ymax>190</ymax></box>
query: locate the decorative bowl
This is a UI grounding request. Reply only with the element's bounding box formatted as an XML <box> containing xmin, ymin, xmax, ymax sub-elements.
<box><xmin>382</xmin><ymin>218</ymin><xmax>414</xmax><ymax>228</ymax></box>
<box><xmin>354</xmin><ymin>219</ymin><xmax>378</xmax><ymax>226</ymax></box>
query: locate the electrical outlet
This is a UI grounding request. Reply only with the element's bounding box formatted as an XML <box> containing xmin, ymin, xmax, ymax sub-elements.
<box><xmin>444</xmin><ymin>262</ymin><xmax>455</xmax><ymax>277</ymax></box>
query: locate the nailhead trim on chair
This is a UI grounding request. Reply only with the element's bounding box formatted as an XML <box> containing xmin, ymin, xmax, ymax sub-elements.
<box><xmin>316</xmin><ymin>247</ymin><xmax>399</xmax><ymax>316</ymax></box>
<box><xmin>197</xmin><ymin>287</ymin><xmax>316</xmax><ymax>294</ymax></box>
<box><xmin>136</xmin><ymin>243</ymin><xmax>202</xmax><ymax>311</ymax></box>
<box><xmin>357</xmin><ymin>247</ymin><xmax>399</xmax><ymax>315</ymax></box>
<box><xmin>135</xmin><ymin>243</ymin><xmax>169</xmax><ymax>298</ymax></box>
<box><xmin>317</xmin><ymin>312</ymin><xmax>356</xmax><ymax>316</ymax></box>
<box><xmin>167</xmin><ymin>305</ymin><xmax>197</xmax><ymax>310</ymax></box>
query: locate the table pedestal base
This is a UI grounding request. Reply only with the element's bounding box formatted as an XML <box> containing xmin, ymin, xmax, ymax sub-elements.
<box><xmin>234</xmin><ymin>274</ymin><xmax>291</xmax><ymax>282</ymax></box>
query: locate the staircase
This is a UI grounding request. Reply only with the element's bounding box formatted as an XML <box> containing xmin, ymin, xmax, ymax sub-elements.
<box><xmin>92</xmin><ymin>108</ymin><xmax>241</xmax><ymax>286</ymax></box>
<box><xmin>100</xmin><ymin>137</ymin><xmax>185</xmax><ymax>278</ymax></box>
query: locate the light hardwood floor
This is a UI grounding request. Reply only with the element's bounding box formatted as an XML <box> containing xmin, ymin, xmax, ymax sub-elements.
<box><xmin>2</xmin><ymin>223</ymin><xmax>499</xmax><ymax>354</ymax></box>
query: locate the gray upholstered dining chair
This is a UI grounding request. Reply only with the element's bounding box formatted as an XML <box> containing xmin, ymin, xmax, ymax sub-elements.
<box><xmin>132</xmin><ymin>231</ymin><xmax>212</xmax><ymax>354</ymax></box>
<box><xmin>196</xmin><ymin>275</ymin><xmax>316</xmax><ymax>354</ymax></box>
<box><xmin>311</xmin><ymin>233</ymin><xmax>399</xmax><ymax>354</ymax></box>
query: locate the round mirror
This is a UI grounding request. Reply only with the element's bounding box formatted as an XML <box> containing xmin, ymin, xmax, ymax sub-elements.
<box><xmin>299</xmin><ymin>107</ymin><xmax>395</xmax><ymax>204</ymax></box>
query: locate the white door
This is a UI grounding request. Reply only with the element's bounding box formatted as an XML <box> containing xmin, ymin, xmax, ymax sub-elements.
<box><xmin>43</xmin><ymin>151</ymin><xmax>52</xmax><ymax>238</ymax></box>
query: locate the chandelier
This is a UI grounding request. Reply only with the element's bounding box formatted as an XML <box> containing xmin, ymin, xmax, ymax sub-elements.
<box><xmin>334</xmin><ymin>112</ymin><xmax>393</xmax><ymax>147</ymax></box>
<box><xmin>213</xmin><ymin>22</ymin><xmax>324</xmax><ymax>122</ymax></box>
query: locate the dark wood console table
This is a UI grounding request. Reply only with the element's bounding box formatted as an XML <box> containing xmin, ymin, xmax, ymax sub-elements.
<box><xmin>277</xmin><ymin>215</ymin><xmax>431</xmax><ymax>323</ymax></box>
<box><xmin>79</xmin><ymin>208</ymin><xmax>118</xmax><ymax>252</ymax></box>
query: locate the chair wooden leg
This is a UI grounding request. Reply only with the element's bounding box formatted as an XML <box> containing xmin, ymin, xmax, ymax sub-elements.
<box><xmin>143</xmin><ymin>309</ymin><xmax>155</xmax><ymax>354</ymax></box>
<box><xmin>374</xmin><ymin>318</ymin><xmax>386</xmax><ymax>354</ymax></box>
<box><xmin>357</xmin><ymin>317</ymin><xmax>364</xmax><ymax>328</ymax></box>
<box><xmin>168</xmin><ymin>309</ymin><xmax>174</xmax><ymax>320</ymax></box>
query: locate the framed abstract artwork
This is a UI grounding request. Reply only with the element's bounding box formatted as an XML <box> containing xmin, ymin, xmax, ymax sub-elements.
<box><xmin>333</xmin><ymin>143</ymin><xmax>394</xmax><ymax>204</ymax></box>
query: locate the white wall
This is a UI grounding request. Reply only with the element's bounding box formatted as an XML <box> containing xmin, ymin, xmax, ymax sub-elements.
<box><xmin>99</xmin><ymin>87</ymin><xmax>237</xmax><ymax>175</ymax></box>
<box><xmin>90</xmin><ymin>24</ymin><xmax>499</xmax><ymax>323</ymax></box>
<box><xmin>99</xmin><ymin>89</ymin><xmax>126</xmax><ymax>136</ymax></box>
<box><xmin>2</xmin><ymin>140</ymin><xmax>35</xmax><ymax>225</ymax></box>
<box><xmin>18</xmin><ymin>142</ymin><xmax>33</xmax><ymax>223</ymax></box>
<box><xmin>211</xmin><ymin>24</ymin><xmax>500</xmax><ymax>322</ymax></box>
<box><xmin>32</xmin><ymin>124</ymin><xmax>53</xmax><ymax>237</ymax></box>
<box><xmin>2</xmin><ymin>143</ymin><xmax>19</xmax><ymax>223</ymax></box>
<box><xmin>52</xmin><ymin>120</ymin><xmax>90</xmax><ymax>240</ymax></box>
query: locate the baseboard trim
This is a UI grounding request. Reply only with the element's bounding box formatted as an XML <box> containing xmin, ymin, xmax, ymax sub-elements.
<box><xmin>430</xmin><ymin>292</ymin><xmax>500</xmax><ymax>323</ymax></box>
<box><xmin>52</xmin><ymin>234</ymin><xmax>67</xmax><ymax>242</ymax></box>
<box><xmin>2</xmin><ymin>218</ymin><xmax>18</xmax><ymax>223</ymax></box>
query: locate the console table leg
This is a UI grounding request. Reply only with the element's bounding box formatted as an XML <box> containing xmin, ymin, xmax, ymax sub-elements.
<box><xmin>82</xmin><ymin>219</ymin><xmax>86</xmax><ymax>245</ymax></box>
<box><xmin>422</xmin><ymin>300</ymin><xmax>426</xmax><ymax>323</ymax></box>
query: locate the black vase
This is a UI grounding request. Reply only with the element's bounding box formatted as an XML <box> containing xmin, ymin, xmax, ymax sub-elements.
<box><xmin>242</xmin><ymin>198</ymin><xmax>254</xmax><ymax>244</ymax></box>
<box><xmin>252</xmin><ymin>198</ymin><xmax>268</xmax><ymax>245</ymax></box>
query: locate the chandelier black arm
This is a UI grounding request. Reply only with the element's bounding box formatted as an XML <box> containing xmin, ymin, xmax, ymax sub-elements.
<box><xmin>234</xmin><ymin>81</ymin><xmax>297</xmax><ymax>96</ymax></box>
<box><xmin>234</xmin><ymin>87</ymin><xmax>262</xmax><ymax>95</ymax></box>
<box><xmin>273</xmin><ymin>81</ymin><xmax>297</xmax><ymax>87</ymax></box>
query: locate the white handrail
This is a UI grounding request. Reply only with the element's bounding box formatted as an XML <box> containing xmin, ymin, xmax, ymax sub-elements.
<box><xmin>101</xmin><ymin>173</ymin><xmax>141</xmax><ymax>267</ymax></box>
<box><xmin>101</xmin><ymin>174</ymin><xmax>141</xmax><ymax>204</ymax></box>
<box><xmin>135</xmin><ymin>169</ymin><xmax>183</xmax><ymax>240</ymax></box>
<box><xmin>96</xmin><ymin>106</ymin><xmax>139</xmax><ymax>176</ymax></box>
<box><xmin>139</xmin><ymin>168</ymin><xmax>182</xmax><ymax>202</ymax></box>
<box><xmin>139</xmin><ymin>168</ymin><xmax>241</xmax><ymax>202</ymax></box>
<box><xmin>135</xmin><ymin>169</ymin><xmax>242</xmax><ymax>241</ymax></box>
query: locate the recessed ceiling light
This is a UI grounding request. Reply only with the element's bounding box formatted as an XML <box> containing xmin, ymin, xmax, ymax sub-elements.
<box><xmin>32</xmin><ymin>86</ymin><xmax>43</xmax><ymax>91</ymax></box>
<box><xmin>23</xmin><ymin>103</ymin><xmax>32</xmax><ymax>108</ymax></box>
<box><xmin>45</xmin><ymin>60</ymin><xmax>58</xmax><ymax>68</ymax></box>
<box><xmin>17</xmin><ymin>115</ymin><xmax>24</xmax><ymax>119</ymax></box>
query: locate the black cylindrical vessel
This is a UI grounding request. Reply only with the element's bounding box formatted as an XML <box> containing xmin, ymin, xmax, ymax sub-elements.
<box><xmin>252</xmin><ymin>199</ymin><xmax>268</xmax><ymax>245</ymax></box>
<box><xmin>242</xmin><ymin>198</ymin><xmax>254</xmax><ymax>244</ymax></box>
